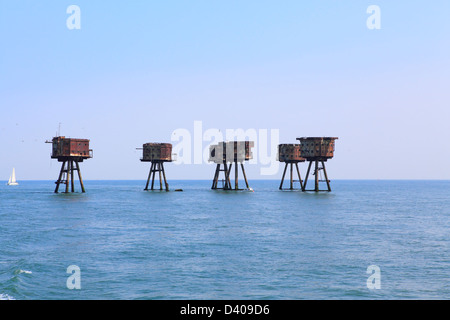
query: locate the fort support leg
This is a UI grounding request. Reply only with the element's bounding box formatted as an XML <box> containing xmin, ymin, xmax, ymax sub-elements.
<box><xmin>70</xmin><ymin>161</ymin><xmax>75</xmax><ymax>192</ymax></box>
<box><xmin>279</xmin><ymin>163</ymin><xmax>288</xmax><ymax>190</ymax></box>
<box><xmin>222</xmin><ymin>164</ymin><xmax>227</xmax><ymax>189</ymax></box>
<box><xmin>65</xmin><ymin>161</ymin><xmax>71</xmax><ymax>193</ymax></box>
<box><xmin>222</xmin><ymin>163</ymin><xmax>228</xmax><ymax>189</ymax></box>
<box><xmin>227</xmin><ymin>164</ymin><xmax>233</xmax><ymax>189</ymax></box>
<box><xmin>224</xmin><ymin>163</ymin><xmax>232</xmax><ymax>190</ymax></box>
<box><xmin>314</xmin><ymin>160</ymin><xmax>319</xmax><ymax>192</ymax></box>
<box><xmin>235</xmin><ymin>161</ymin><xmax>238</xmax><ymax>190</ymax></box>
<box><xmin>158</xmin><ymin>163</ymin><xmax>163</xmax><ymax>190</ymax></box>
<box><xmin>241</xmin><ymin>163</ymin><xmax>250</xmax><ymax>189</ymax></box>
<box><xmin>213</xmin><ymin>163</ymin><xmax>247</xmax><ymax>190</ymax></box>
<box><xmin>211</xmin><ymin>164</ymin><xmax>220</xmax><ymax>189</ymax></box>
<box><xmin>54</xmin><ymin>161</ymin><xmax>66</xmax><ymax>193</ymax></box>
<box><xmin>295</xmin><ymin>163</ymin><xmax>303</xmax><ymax>190</ymax></box>
<box><xmin>144</xmin><ymin>162</ymin><xmax>154</xmax><ymax>191</ymax></box>
<box><xmin>75</xmin><ymin>161</ymin><xmax>85</xmax><ymax>193</ymax></box>
<box><xmin>214</xmin><ymin>164</ymin><xmax>220</xmax><ymax>189</ymax></box>
<box><xmin>161</xmin><ymin>163</ymin><xmax>169</xmax><ymax>191</ymax></box>
<box><xmin>151</xmin><ymin>163</ymin><xmax>157</xmax><ymax>190</ymax></box>
<box><xmin>322</xmin><ymin>161</ymin><xmax>331</xmax><ymax>192</ymax></box>
<box><xmin>290</xmin><ymin>163</ymin><xmax>294</xmax><ymax>190</ymax></box>
<box><xmin>302</xmin><ymin>161</ymin><xmax>312</xmax><ymax>192</ymax></box>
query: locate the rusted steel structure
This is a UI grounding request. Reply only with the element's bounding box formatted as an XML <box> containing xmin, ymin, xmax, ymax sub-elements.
<box><xmin>46</xmin><ymin>136</ymin><xmax>93</xmax><ymax>193</ymax></box>
<box><xmin>209</xmin><ymin>141</ymin><xmax>254</xmax><ymax>190</ymax></box>
<box><xmin>140</xmin><ymin>143</ymin><xmax>172</xmax><ymax>191</ymax></box>
<box><xmin>297</xmin><ymin>137</ymin><xmax>338</xmax><ymax>192</ymax></box>
<box><xmin>277</xmin><ymin>144</ymin><xmax>305</xmax><ymax>190</ymax></box>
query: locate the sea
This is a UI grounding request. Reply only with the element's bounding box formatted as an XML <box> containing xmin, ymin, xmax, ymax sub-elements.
<box><xmin>0</xmin><ymin>180</ymin><xmax>448</xmax><ymax>300</ymax></box>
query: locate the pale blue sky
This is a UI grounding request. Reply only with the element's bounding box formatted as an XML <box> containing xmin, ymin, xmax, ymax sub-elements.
<box><xmin>1</xmin><ymin>1</ymin><xmax>449</xmax><ymax>180</ymax></box>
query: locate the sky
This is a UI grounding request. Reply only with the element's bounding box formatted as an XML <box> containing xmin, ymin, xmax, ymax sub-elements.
<box><xmin>1</xmin><ymin>1</ymin><xmax>450</xmax><ymax>180</ymax></box>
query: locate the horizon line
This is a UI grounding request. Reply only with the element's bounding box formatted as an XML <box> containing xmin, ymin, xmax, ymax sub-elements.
<box><xmin>2</xmin><ymin>179</ymin><xmax>450</xmax><ymax>182</ymax></box>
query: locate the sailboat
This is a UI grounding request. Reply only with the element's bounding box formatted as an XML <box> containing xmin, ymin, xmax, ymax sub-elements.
<box><xmin>7</xmin><ymin>168</ymin><xmax>19</xmax><ymax>186</ymax></box>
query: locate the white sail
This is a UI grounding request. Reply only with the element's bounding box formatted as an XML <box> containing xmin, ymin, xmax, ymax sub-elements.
<box><xmin>7</xmin><ymin>168</ymin><xmax>18</xmax><ymax>186</ymax></box>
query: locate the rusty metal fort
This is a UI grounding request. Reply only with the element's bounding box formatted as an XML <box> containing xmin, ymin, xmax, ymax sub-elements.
<box><xmin>46</xmin><ymin>136</ymin><xmax>93</xmax><ymax>193</ymax></box>
<box><xmin>47</xmin><ymin>136</ymin><xmax>337</xmax><ymax>193</ymax></box>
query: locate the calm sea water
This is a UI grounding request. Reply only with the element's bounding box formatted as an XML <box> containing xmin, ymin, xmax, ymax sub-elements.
<box><xmin>0</xmin><ymin>180</ymin><xmax>448</xmax><ymax>300</ymax></box>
